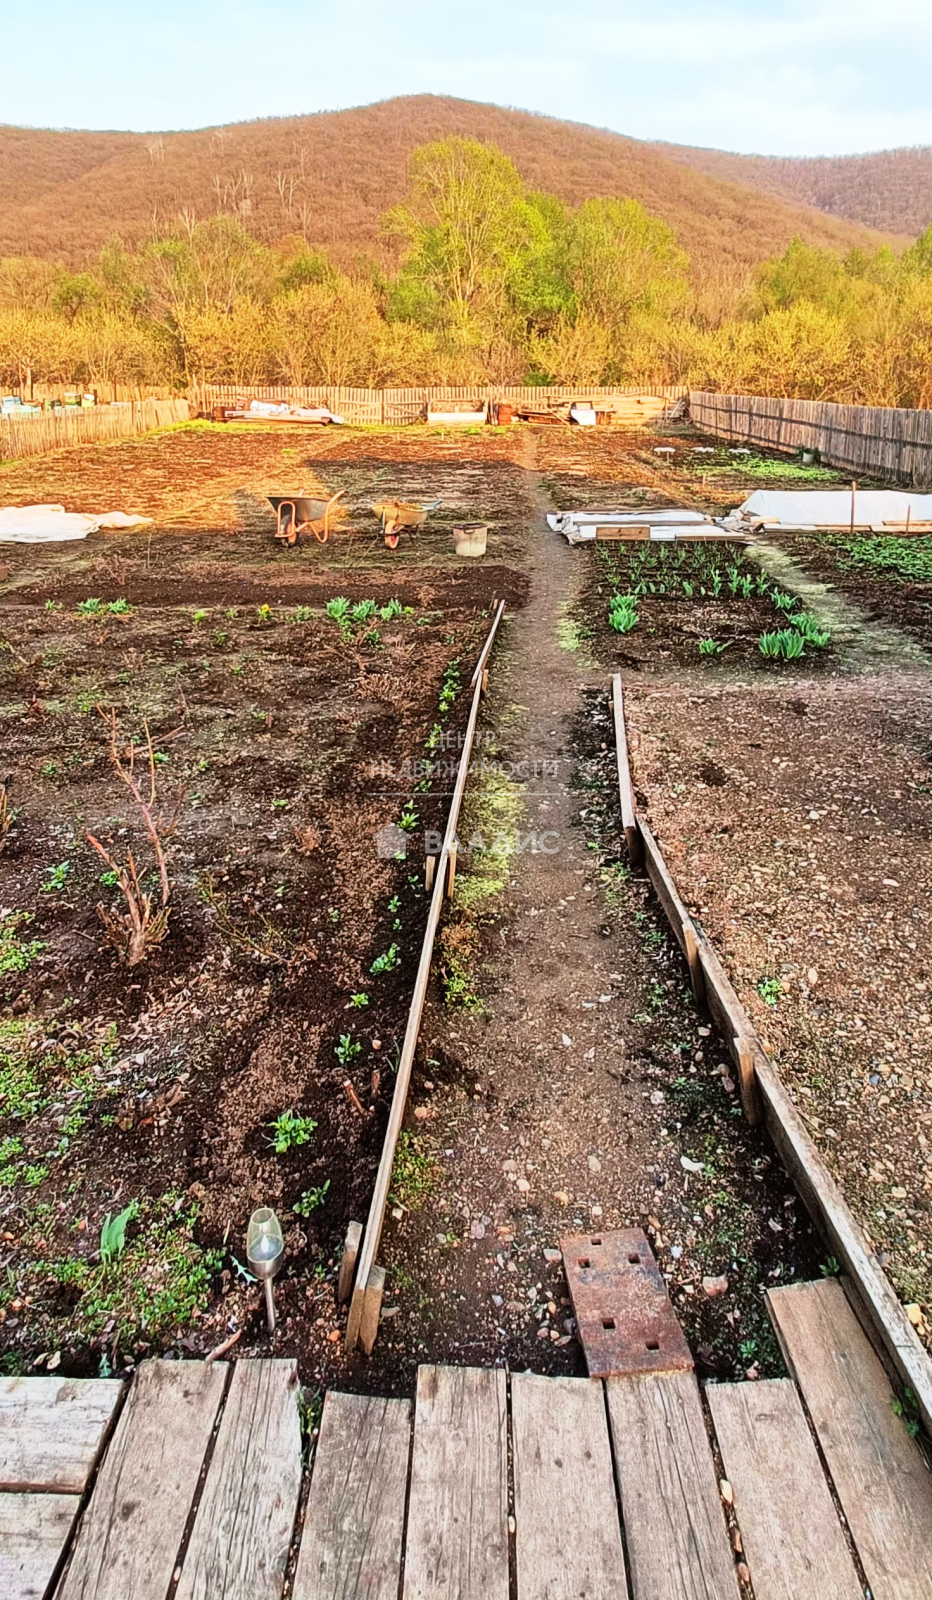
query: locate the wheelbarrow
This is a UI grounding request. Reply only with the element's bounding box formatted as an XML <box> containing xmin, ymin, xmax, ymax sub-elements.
<box><xmin>268</xmin><ymin>491</ymin><xmax>346</xmax><ymax>545</ymax></box>
<box><xmin>372</xmin><ymin>498</ymin><xmax>442</xmax><ymax>549</ymax></box>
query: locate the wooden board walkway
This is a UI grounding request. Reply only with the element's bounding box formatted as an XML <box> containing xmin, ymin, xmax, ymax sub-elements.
<box><xmin>2</xmin><ymin>1278</ymin><xmax>930</xmax><ymax>1600</ymax></box>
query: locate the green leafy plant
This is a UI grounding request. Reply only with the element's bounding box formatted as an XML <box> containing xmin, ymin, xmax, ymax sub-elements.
<box><xmin>398</xmin><ymin>803</ymin><xmax>419</xmax><ymax>833</ymax></box>
<box><xmin>379</xmin><ymin>598</ymin><xmax>403</xmax><ymax>620</ymax></box>
<box><xmin>757</xmin><ymin>976</ymin><xmax>783</xmax><ymax>1007</ymax></box>
<box><xmin>351</xmin><ymin>599</ymin><xmax>377</xmax><ymax>623</ymax></box>
<box><xmin>294</xmin><ymin>1181</ymin><xmax>330</xmax><ymax>1216</ymax></box>
<box><xmin>771</xmin><ymin>589</ymin><xmax>799</xmax><ymax>614</ymax></box>
<box><xmin>792</xmin><ymin>612</ymin><xmax>831</xmax><ymax>647</ymax></box>
<box><xmin>256</xmin><ymin>603</ymin><xmax>273</xmax><ymax>624</ymax></box>
<box><xmin>759</xmin><ymin>629</ymin><xmax>805</xmax><ymax>660</ymax></box>
<box><xmin>335</xmin><ymin>1032</ymin><xmax>361</xmax><ymax>1067</ymax></box>
<box><xmin>193</xmin><ymin>609</ymin><xmax>209</xmax><ymax>624</ymax></box>
<box><xmin>270</xmin><ymin>1109</ymin><xmax>318</xmax><ymax>1153</ymax></box>
<box><xmin>107</xmin><ymin>598</ymin><xmax>131</xmax><ymax>615</ymax></box>
<box><xmin>0</xmin><ymin>913</ymin><xmax>44</xmax><ymax>978</ymax></box>
<box><xmin>77</xmin><ymin>597</ymin><xmax>103</xmax><ymax>614</ymax></box>
<box><xmin>608</xmin><ymin>594</ymin><xmax>639</xmax><ymax>634</ymax></box>
<box><xmin>349</xmin><ymin>992</ymin><xmax>369</xmax><ymax>1008</ymax></box>
<box><xmin>371</xmin><ymin>942</ymin><xmax>400</xmax><ymax>975</ymax></box>
<box><xmin>42</xmin><ymin>860</ymin><xmax>71</xmax><ymax>893</ymax></box>
<box><xmin>697</xmin><ymin>637</ymin><xmax>725</xmax><ymax>656</ymax></box>
<box><xmin>100</xmin><ymin>1202</ymin><xmax>138</xmax><ymax>1266</ymax></box>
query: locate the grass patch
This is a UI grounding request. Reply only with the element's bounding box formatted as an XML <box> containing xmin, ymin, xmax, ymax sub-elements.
<box><xmin>389</xmin><ymin>1130</ymin><xmax>437</xmax><ymax>1210</ymax></box>
<box><xmin>34</xmin><ymin>1192</ymin><xmax>220</xmax><ymax>1349</ymax></box>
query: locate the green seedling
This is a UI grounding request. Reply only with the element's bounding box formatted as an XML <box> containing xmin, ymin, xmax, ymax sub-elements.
<box><xmin>77</xmin><ymin>598</ymin><xmax>103</xmax><ymax>614</ymax></box>
<box><xmin>294</xmin><ymin>1181</ymin><xmax>330</xmax><ymax>1216</ymax></box>
<box><xmin>100</xmin><ymin>1202</ymin><xmax>138</xmax><ymax>1266</ymax></box>
<box><xmin>757</xmin><ymin>976</ymin><xmax>783</xmax><ymax>1007</ymax></box>
<box><xmin>697</xmin><ymin>638</ymin><xmax>725</xmax><ymax>656</ymax></box>
<box><xmin>257</xmin><ymin>603</ymin><xmax>273</xmax><ymax>624</ymax></box>
<box><xmin>107</xmin><ymin>598</ymin><xmax>131</xmax><ymax>615</ymax></box>
<box><xmin>270</xmin><ymin>1110</ymin><xmax>318</xmax><ymax>1154</ymax></box>
<box><xmin>42</xmin><ymin>861</ymin><xmax>70</xmax><ymax>893</ymax></box>
<box><xmin>792</xmin><ymin>613</ymin><xmax>831</xmax><ymax>647</ymax></box>
<box><xmin>608</xmin><ymin>594</ymin><xmax>639</xmax><ymax>634</ymax></box>
<box><xmin>371</xmin><ymin>942</ymin><xmax>400</xmax><ymax>975</ymax></box>
<box><xmin>759</xmin><ymin>629</ymin><xmax>805</xmax><ymax>660</ymax></box>
<box><xmin>348</xmin><ymin>992</ymin><xmax>369</xmax><ymax>1008</ymax></box>
<box><xmin>351</xmin><ymin>599</ymin><xmax>377</xmax><ymax>623</ymax></box>
<box><xmin>193</xmin><ymin>609</ymin><xmax>209</xmax><ymax>624</ymax></box>
<box><xmin>379</xmin><ymin>598</ymin><xmax>403</xmax><ymax>620</ymax></box>
<box><xmin>335</xmin><ymin>1033</ymin><xmax>361</xmax><ymax>1067</ymax></box>
<box><xmin>398</xmin><ymin>803</ymin><xmax>419</xmax><ymax>833</ymax></box>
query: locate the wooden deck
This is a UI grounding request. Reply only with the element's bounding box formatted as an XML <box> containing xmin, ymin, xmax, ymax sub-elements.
<box><xmin>3</xmin><ymin>1280</ymin><xmax>931</xmax><ymax>1599</ymax></box>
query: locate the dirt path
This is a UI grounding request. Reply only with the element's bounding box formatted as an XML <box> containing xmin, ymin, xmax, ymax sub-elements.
<box><xmin>363</xmin><ymin>433</ymin><xmax>817</xmax><ymax>1391</ymax></box>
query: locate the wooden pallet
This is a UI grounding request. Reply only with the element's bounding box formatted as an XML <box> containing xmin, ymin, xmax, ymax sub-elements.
<box><xmin>3</xmin><ymin>1289</ymin><xmax>929</xmax><ymax>1599</ymax></box>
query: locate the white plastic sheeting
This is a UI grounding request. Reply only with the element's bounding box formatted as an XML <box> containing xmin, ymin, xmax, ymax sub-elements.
<box><xmin>726</xmin><ymin>489</ymin><xmax>932</xmax><ymax>532</ymax></box>
<box><xmin>0</xmin><ymin>505</ymin><xmax>153</xmax><ymax>544</ymax></box>
<box><xmin>547</xmin><ymin>508</ymin><xmax>710</xmax><ymax>545</ymax></box>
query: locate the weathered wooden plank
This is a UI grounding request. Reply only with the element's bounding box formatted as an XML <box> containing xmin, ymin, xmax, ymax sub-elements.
<box><xmin>0</xmin><ymin>1491</ymin><xmax>79</xmax><ymax>1600</ymax></box>
<box><xmin>511</xmin><ymin>1373</ymin><xmax>628</xmax><ymax>1600</ymax></box>
<box><xmin>56</xmin><ymin>1359</ymin><xmax>228</xmax><ymax>1600</ymax></box>
<box><xmin>175</xmin><ymin>1359</ymin><xmax>301</xmax><ymax>1600</ymax></box>
<box><xmin>606</xmin><ymin>1368</ymin><xmax>740</xmax><ymax>1600</ymax></box>
<box><xmin>611</xmin><ymin>673</ymin><xmax>643</xmax><ymax>867</ymax></box>
<box><xmin>0</xmin><ymin>1376</ymin><xmax>122</xmax><ymax>1493</ymax></box>
<box><xmin>755</xmin><ymin>1063</ymin><xmax>932</xmax><ymax>1438</ymax></box>
<box><xmin>768</xmin><ymin>1280</ymin><xmax>932</xmax><ymax>1600</ymax></box>
<box><xmin>707</xmin><ymin>1378</ymin><xmax>862</xmax><ymax>1600</ymax></box>
<box><xmin>293</xmin><ymin>1390</ymin><xmax>410</xmax><ymax>1600</ymax></box>
<box><xmin>2</xmin><ymin>1493</ymin><xmax>76</xmax><ymax>1596</ymax></box>
<box><xmin>403</xmin><ymin>1365</ymin><xmax>508</xmax><ymax>1600</ymax></box>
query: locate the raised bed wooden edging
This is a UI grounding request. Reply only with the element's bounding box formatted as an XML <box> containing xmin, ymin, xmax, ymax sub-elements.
<box><xmin>343</xmin><ymin>602</ymin><xmax>507</xmax><ymax>1353</ymax></box>
<box><xmin>609</xmin><ymin>672</ymin><xmax>932</xmax><ymax>1437</ymax></box>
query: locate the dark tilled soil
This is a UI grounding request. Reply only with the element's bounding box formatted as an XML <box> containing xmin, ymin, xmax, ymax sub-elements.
<box><xmin>1</xmin><ymin>419</ymin><xmax>927</xmax><ymax>1386</ymax></box>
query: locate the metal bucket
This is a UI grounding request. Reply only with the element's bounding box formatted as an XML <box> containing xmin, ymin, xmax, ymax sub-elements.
<box><xmin>454</xmin><ymin>523</ymin><xmax>488</xmax><ymax>557</ymax></box>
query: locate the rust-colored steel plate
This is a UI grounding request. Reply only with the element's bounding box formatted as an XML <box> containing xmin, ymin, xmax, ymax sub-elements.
<box><xmin>561</xmin><ymin>1228</ymin><xmax>693</xmax><ymax>1378</ymax></box>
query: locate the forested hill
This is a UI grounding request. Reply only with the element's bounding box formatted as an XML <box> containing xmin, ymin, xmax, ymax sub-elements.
<box><xmin>0</xmin><ymin>95</ymin><xmax>894</xmax><ymax>270</ymax></box>
<box><xmin>649</xmin><ymin>142</ymin><xmax>932</xmax><ymax>238</ymax></box>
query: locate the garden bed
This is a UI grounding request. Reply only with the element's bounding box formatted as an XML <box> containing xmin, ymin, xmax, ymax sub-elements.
<box><xmin>0</xmin><ymin>553</ymin><xmax>504</xmax><ymax>1379</ymax></box>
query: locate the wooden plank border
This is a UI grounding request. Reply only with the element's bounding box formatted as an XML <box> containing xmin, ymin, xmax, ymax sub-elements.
<box><xmin>345</xmin><ymin>602</ymin><xmax>507</xmax><ymax>1352</ymax></box>
<box><xmin>609</xmin><ymin>672</ymin><xmax>932</xmax><ymax>1437</ymax></box>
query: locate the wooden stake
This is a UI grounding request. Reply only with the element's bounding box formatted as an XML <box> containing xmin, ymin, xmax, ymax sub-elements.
<box><xmin>337</xmin><ymin>1220</ymin><xmax>362</xmax><ymax>1304</ymax></box>
<box><xmin>683</xmin><ymin>921</ymin><xmax>705</xmax><ymax>1003</ymax></box>
<box><xmin>446</xmin><ymin>841</ymin><xmax>458</xmax><ymax>898</ymax></box>
<box><xmin>849</xmin><ymin>480</ymin><xmax>857</xmax><ymax>539</ymax></box>
<box><xmin>734</xmin><ymin>1035</ymin><xmax>762</xmax><ymax>1127</ymax></box>
<box><xmin>359</xmin><ymin>1265</ymin><xmax>386</xmax><ymax>1356</ymax></box>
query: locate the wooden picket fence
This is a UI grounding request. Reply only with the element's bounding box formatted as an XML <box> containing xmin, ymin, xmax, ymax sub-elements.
<box><xmin>0</xmin><ymin>397</ymin><xmax>191</xmax><ymax>464</ymax></box>
<box><xmin>197</xmin><ymin>383</ymin><xmax>687</xmax><ymax>427</ymax></box>
<box><xmin>690</xmin><ymin>391</ymin><xmax>932</xmax><ymax>487</ymax></box>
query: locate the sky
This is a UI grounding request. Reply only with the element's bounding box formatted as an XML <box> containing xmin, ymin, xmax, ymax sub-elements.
<box><xmin>4</xmin><ymin>0</ymin><xmax>932</xmax><ymax>157</ymax></box>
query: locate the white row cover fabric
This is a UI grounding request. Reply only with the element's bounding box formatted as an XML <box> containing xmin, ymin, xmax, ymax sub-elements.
<box><xmin>727</xmin><ymin>489</ymin><xmax>932</xmax><ymax>531</ymax></box>
<box><xmin>0</xmin><ymin>504</ymin><xmax>153</xmax><ymax>543</ymax></box>
<box><xmin>547</xmin><ymin>507</ymin><xmax>710</xmax><ymax>544</ymax></box>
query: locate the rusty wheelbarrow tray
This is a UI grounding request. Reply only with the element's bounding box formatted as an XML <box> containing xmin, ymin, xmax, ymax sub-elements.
<box><xmin>267</xmin><ymin>491</ymin><xmax>346</xmax><ymax>545</ymax></box>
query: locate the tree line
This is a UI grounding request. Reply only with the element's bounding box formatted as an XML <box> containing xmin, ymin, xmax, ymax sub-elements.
<box><xmin>2</xmin><ymin>137</ymin><xmax>932</xmax><ymax>406</ymax></box>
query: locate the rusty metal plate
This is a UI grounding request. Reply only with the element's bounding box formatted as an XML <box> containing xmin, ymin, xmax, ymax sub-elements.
<box><xmin>561</xmin><ymin>1228</ymin><xmax>693</xmax><ymax>1378</ymax></box>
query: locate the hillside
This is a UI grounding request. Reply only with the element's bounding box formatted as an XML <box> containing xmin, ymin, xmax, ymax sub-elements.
<box><xmin>0</xmin><ymin>95</ymin><xmax>894</xmax><ymax>272</ymax></box>
<box><xmin>650</xmin><ymin>141</ymin><xmax>932</xmax><ymax>238</ymax></box>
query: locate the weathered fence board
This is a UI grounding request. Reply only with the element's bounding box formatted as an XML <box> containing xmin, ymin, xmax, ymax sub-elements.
<box><xmin>690</xmin><ymin>391</ymin><xmax>932</xmax><ymax>486</ymax></box>
<box><xmin>0</xmin><ymin>398</ymin><xmax>190</xmax><ymax>464</ymax></box>
<box><xmin>198</xmin><ymin>383</ymin><xmax>687</xmax><ymax>427</ymax></box>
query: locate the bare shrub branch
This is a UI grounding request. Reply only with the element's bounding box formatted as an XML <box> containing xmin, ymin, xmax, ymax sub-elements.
<box><xmin>84</xmin><ymin>709</ymin><xmax>180</xmax><ymax>966</ymax></box>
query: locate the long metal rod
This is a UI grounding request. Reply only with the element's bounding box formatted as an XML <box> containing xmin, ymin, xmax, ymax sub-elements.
<box><xmin>345</xmin><ymin>601</ymin><xmax>507</xmax><ymax>1350</ymax></box>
